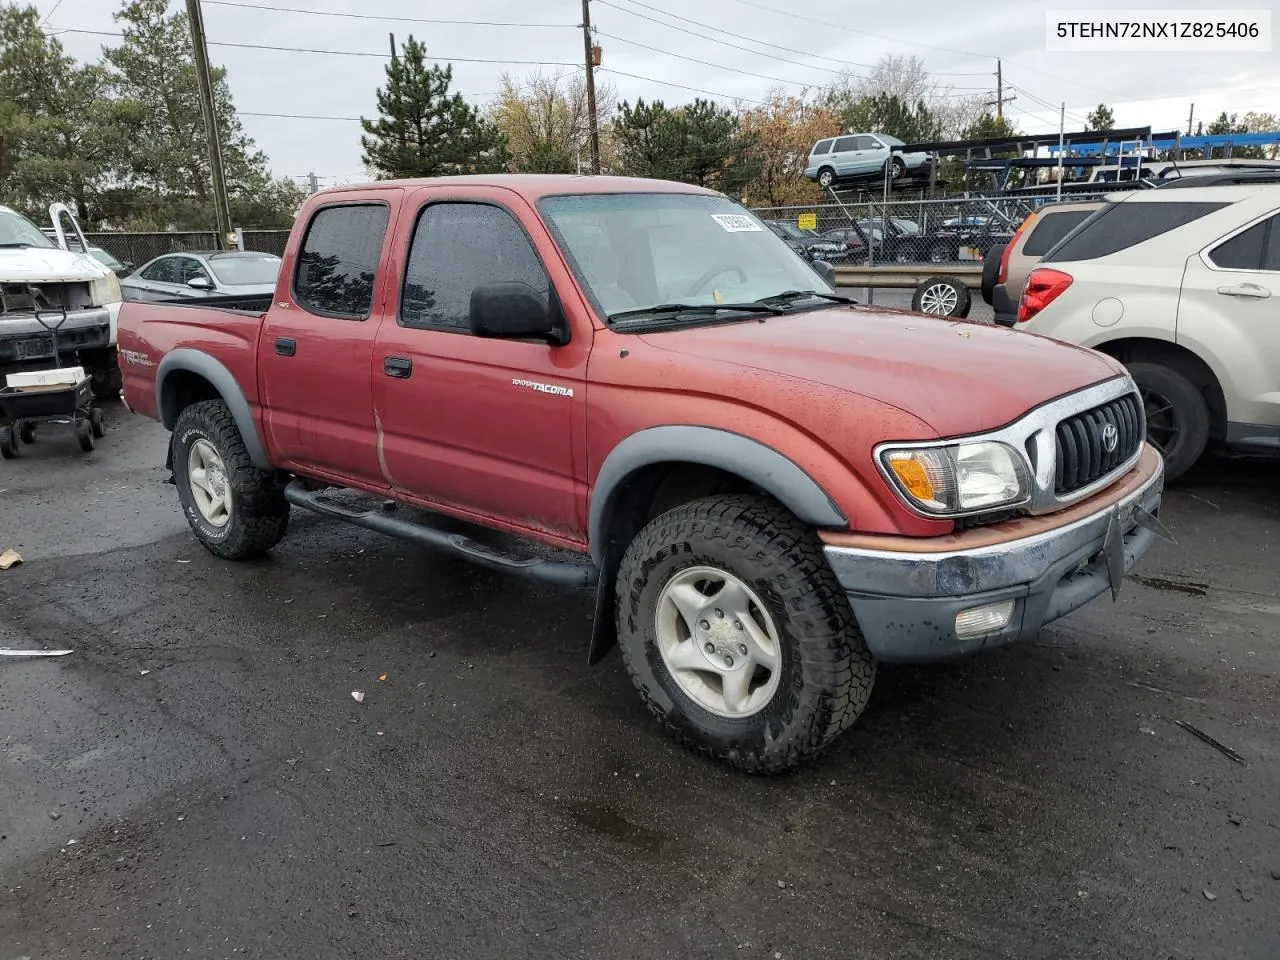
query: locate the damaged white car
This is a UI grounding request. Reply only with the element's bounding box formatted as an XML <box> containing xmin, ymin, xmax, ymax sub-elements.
<box><xmin>1</xmin><ymin>202</ymin><xmax>123</xmax><ymax>398</ymax></box>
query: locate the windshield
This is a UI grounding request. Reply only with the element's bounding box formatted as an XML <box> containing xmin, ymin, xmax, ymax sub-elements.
<box><xmin>0</xmin><ymin>210</ymin><xmax>56</xmax><ymax>249</ymax></box>
<box><xmin>881</xmin><ymin>134</ymin><xmax>905</xmax><ymax>147</ymax></box>
<box><xmin>207</xmin><ymin>255</ymin><xmax>281</xmax><ymax>286</ymax></box>
<box><xmin>539</xmin><ymin>193</ymin><xmax>834</xmax><ymax>322</ymax></box>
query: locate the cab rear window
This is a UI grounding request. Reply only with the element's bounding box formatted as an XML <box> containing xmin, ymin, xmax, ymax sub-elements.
<box><xmin>1044</xmin><ymin>201</ymin><xmax>1228</xmax><ymax>262</ymax></box>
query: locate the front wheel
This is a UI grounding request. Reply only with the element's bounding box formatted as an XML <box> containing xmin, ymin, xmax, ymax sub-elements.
<box><xmin>172</xmin><ymin>399</ymin><xmax>290</xmax><ymax>559</ymax></box>
<box><xmin>616</xmin><ymin>495</ymin><xmax>876</xmax><ymax>774</ymax></box>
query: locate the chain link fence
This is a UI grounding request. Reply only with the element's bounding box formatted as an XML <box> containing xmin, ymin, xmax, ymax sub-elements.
<box><xmin>750</xmin><ymin>193</ymin><xmax>1110</xmax><ymax>265</ymax></box>
<box><xmin>85</xmin><ymin>230</ymin><xmax>291</xmax><ymax>269</ymax></box>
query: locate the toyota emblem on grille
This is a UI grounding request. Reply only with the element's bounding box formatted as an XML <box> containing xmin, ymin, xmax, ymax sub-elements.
<box><xmin>1101</xmin><ymin>422</ymin><xmax>1119</xmax><ymax>453</ymax></box>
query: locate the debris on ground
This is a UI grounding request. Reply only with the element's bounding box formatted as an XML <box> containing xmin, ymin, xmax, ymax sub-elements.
<box><xmin>1203</xmin><ymin>890</ymin><xmax>1217</xmax><ymax>901</ymax></box>
<box><xmin>1</xmin><ymin>648</ymin><xmax>74</xmax><ymax>657</ymax></box>
<box><xmin>48</xmin><ymin>811</ymin><xmax>60</xmax><ymax>821</ymax></box>
<box><xmin>0</xmin><ymin>548</ymin><xmax>22</xmax><ymax>570</ymax></box>
<box><xmin>1173</xmin><ymin>719</ymin><xmax>1244</xmax><ymax>763</ymax></box>
<box><xmin>1238</xmin><ymin>888</ymin><xmax>1254</xmax><ymax>902</ymax></box>
<box><xmin>378</xmin><ymin>673</ymin><xmax>388</xmax><ymax>682</ymax></box>
<box><xmin>351</xmin><ymin>691</ymin><xmax>365</xmax><ymax>703</ymax></box>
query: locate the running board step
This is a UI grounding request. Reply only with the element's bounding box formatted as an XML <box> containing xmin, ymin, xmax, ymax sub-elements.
<box><xmin>285</xmin><ymin>481</ymin><xmax>597</xmax><ymax>588</ymax></box>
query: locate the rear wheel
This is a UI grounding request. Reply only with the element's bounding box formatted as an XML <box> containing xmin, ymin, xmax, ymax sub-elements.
<box><xmin>90</xmin><ymin>407</ymin><xmax>106</xmax><ymax>439</ymax></box>
<box><xmin>172</xmin><ymin>399</ymin><xmax>290</xmax><ymax>559</ymax></box>
<box><xmin>616</xmin><ymin>495</ymin><xmax>876</xmax><ymax>774</ymax></box>
<box><xmin>817</xmin><ymin>167</ymin><xmax>836</xmax><ymax>189</ymax></box>
<box><xmin>18</xmin><ymin>422</ymin><xmax>37</xmax><ymax>444</ymax></box>
<box><xmin>1126</xmin><ymin>361</ymin><xmax>1210</xmax><ymax>481</ymax></box>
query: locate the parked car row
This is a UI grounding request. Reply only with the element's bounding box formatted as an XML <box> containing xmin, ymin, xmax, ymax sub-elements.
<box><xmin>985</xmin><ymin>175</ymin><xmax>1280</xmax><ymax>480</ymax></box>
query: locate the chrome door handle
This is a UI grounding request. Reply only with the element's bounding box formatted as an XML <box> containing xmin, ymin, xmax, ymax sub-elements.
<box><xmin>1216</xmin><ymin>283</ymin><xmax>1271</xmax><ymax>299</ymax></box>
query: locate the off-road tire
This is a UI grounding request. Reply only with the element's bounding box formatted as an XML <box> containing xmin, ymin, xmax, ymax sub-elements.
<box><xmin>172</xmin><ymin>400</ymin><xmax>289</xmax><ymax>559</ymax></box>
<box><xmin>90</xmin><ymin>407</ymin><xmax>106</xmax><ymax>439</ymax></box>
<box><xmin>1127</xmin><ymin>361</ymin><xmax>1210</xmax><ymax>481</ymax></box>
<box><xmin>0</xmin><ymin>426</ymin><xmax>19</xmax><ymax>459</ymax></box>
<box><xmin>616</xmin><ymin>494</ymin><xmax>876</xmax><ymax>774</ymax></box>
<box><xmin>18</xmin><ymin>422</ymin><xmax>37</xmax><ymax>444</ymax></box>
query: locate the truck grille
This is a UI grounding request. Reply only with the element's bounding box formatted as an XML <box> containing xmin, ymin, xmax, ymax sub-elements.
<box><xmin>1054</xmin><ymin>392</ymin><xmax>1143</xmax><ymax>496</ymax></box>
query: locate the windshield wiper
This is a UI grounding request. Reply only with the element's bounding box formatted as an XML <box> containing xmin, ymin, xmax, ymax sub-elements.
<box><xmin>608</xmin><ymin>301</ymin><xmax>785</xmax><ymax>325</ymax></box>
<box><xmin>0</xmin><ymin>242</ymin><xmax>34</xmax><ymax>249</ymax></box>
<box><xmin>755</xmin><ymin>290</ymin><xmax>858</xmax><ymax>307</ymax></box>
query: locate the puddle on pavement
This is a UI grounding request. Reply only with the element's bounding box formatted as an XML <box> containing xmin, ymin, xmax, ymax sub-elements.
<box><xmin>1129</xmin><ymin>575</ymin><xmax>1210</xmax><ymax>597</ymax></box>
<box><xmin>563</xmin><ymin>800</ymin><xmax>667</xmax><ymax>853</ymax></box>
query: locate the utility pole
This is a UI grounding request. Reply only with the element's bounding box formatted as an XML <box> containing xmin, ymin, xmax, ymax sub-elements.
<box><xmin>1055</xmin><ymin>102</ymin><xmax>1065</xmax><ymax>200</ymax></box>
<box><xmin>185</xmin><ymin>0</ymin><xmax>232</xmax><ymax>249</ymax></box>
<box><xmin>581</xmin><ymin>0</ymin><xmax>601</xmax><ymax>174</ymax></box>
<box><xmin>308</xmin><ymin>172</ymin><xmax>319</xmax><ymax>194</ymax></box>
<box><xmin>987</xmin><ymin>59</ymin><xmax>1016</xmax><ymax>121</ymax></box>
<box><xmin>389</xmin><ymin>32</ymin><xmax>396</xmax><ymax>58</ymax></box>
<box><xmin>1187</xmin><ymin>103</ymin><xmax>1195</xmax><ymax>136</ymax></box>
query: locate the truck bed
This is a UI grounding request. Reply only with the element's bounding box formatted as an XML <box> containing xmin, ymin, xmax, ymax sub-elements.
<box><xmin>144</xmin><ymin>292</ymin><xmax>273</xmax><ymax>315</ymax></box>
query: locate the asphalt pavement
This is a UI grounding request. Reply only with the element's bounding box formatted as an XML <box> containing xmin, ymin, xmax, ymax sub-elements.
<box><xmin>1</xmin><ymin>389</ymin><xmax>1277</xmax><ymax>960</ymax></box>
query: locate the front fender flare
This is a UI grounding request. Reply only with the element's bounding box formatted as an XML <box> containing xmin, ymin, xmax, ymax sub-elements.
<box><xmin>587</xmin><ymin>425</ymin><xmax>847</xmax><ymax>564</ymax></box>
<box><xmin>156</xmin><ymin>348</ymin><xmax>270</xmax><ymax>469</ymax></box>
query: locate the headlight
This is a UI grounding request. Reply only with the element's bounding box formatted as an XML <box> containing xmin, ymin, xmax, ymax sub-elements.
<box><xmin>89</xmin><ymin>272</ymin><xmax>122</xmax><ymax>306</ymax></box>
<box><xmin>879</xmin><ymin>441</ymin><xmax>1030</xmax><ymax>516</ymax></box>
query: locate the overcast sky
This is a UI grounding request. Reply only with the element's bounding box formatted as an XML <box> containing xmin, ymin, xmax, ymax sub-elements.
<box><xmin>37</xmin><ymin>0</ymin><xmax>1280</xmax><ymax>186</ymax></box>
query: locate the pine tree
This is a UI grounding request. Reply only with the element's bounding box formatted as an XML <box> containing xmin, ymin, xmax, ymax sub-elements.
<box><xmin>361</xmin><ymin>36</ymin><xmax>508</xmax><ymax>178</ymax></box>
<box><xmin>102</xmin><ymin>0</ymin><xmax>302</xmax><ymax>229</ymax></box>
<box><xmin>1085</xmin><ymin>104</ymin><xmax>1115</xmax><ymax>132</ymax></box>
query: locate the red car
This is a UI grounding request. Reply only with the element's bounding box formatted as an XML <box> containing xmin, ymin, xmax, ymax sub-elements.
<box><xmin>118</xmin><ymin>175</ymin><xmax>1165</xmax><ymax>773</ymax></box>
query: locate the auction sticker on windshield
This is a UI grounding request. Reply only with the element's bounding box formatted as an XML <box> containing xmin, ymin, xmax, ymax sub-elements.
<box><xmin>711</xmin><ymin>214</ymin><xmax>762</xmax><ymax>232</ymax></box>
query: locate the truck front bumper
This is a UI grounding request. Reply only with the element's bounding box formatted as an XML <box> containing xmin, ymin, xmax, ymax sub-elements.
<box><xmin>0</xmin><ymin>308</ymin><xmax>112</xmax><ymax>364</ymax></box>
<box><xmin>822</xmin><ymin>446</ymin><xmax>1166</xmax><ymax>663</ymax></box>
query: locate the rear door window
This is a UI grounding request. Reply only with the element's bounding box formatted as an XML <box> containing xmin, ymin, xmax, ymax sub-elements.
<box><xmin>1044</xmin><ymin>201</ymin><xmax>1229</xmax><ymax>262</ymax></box>
<box><xmin>294</xmin><ymin>202</ymin><xmax>390</xmax><ymax>319</ymax></box>
<box><xmin>141</xmin><ymin>257</ymin><xmax>179</xmax><ymax>283</ymax></box>
<box><xmin>1022</xmin><ymin>209</ymin><xmax>1095</xmax><ymax>256</ymax></box>
<box><xmin>1208</xmin><ymin>214</ymin><xmax>1280</xmax><ymax>271</ymax></box>
<box><xmin>400</xmin><ymin>202</ymin><xmax>550</xmax><ymax>331</ymax></box>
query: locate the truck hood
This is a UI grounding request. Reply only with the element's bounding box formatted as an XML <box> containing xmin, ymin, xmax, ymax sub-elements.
<box><xmin>638</xmin><ymin>305</ymin><xmax>1125</xmax><ymax>437</ymax></box>
<box><xmin>0</xmin><ymin>246</ymin><xmax>111</xmax><ymax>283</ymax></box>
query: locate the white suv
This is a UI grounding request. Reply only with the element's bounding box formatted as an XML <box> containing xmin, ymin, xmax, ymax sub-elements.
<box><xmin>1015</xmin><ymin>184</ymin><xmax>1280</xmax><ymax>479</ymax></box>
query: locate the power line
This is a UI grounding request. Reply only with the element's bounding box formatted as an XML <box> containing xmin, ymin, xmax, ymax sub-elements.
<box><xmin>597</xmin><ymin>0</ymin><xmax>868</xmax><ymax>75</ymax></box>
<box><xmin>52</xmin><ymin>29</ymin><xmax>578</xmax><ymax>67</ymax></box>
<box><xmin>202</xmin><ymin>0</ymin><xmax>576</xmax><ymax>29</ymax></box>
<box><xmin>599</xmin><ymin>67</ymin><xmax>763</xmax><ymax>105</ymax></box>
<box><xmin>39</xmin><ymin>0</ymin><xmax>65</xmax><ymax>27</ymax></box>
<box><xmin>595</xmin><ymin>30</ymin><xmax>820</xmax><ymax>89</ymax></box>
<box><xmin>599</xmin><ymin>0</ymin><xmax>995</xmax><ymax>88</ymax></box>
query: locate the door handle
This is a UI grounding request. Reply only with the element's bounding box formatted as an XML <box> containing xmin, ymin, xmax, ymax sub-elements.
<box><xmin>384</xmin><ymin>356</ymin><xmax>413</xmax><ymax>378</ymax></box>
<box><xmin>275</xmin><ymin>337</ymin><xmax>296</xmax><ymax>356</ymax></box>
<box><xmin>1216</xmin><ymin>283</ymin><xmax>1271</xmax><ymax>299</ymax></box>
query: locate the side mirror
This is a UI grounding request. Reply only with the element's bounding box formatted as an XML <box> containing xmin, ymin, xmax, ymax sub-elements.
<box><xmin>187</xmin><ymin>276</ymin><xmax>214</xmax><ymax>291</ymax></box>
<box><xmin>811</xmin><ymin>260</ymin><xmax>836</xmax><ymax>286</ymax></box>
<box><xmin>469</xmin><ymin>282</ymin><xmax>568</xmax><ymax>345</ymax></box>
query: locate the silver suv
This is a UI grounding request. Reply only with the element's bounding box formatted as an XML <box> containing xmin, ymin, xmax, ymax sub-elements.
<box><xmin>804</xmin><ymin>134</ymin><xmax>931</xmax><ymax>188</ymax></box>
<box><xmin>1015</xmin><ymin>184</ymin><xmax>1280</xmax><ymax>479</ymax></box>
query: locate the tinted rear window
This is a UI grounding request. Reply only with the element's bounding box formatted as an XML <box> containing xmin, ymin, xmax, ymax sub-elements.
<box><xmin>1022</xmin><ymin>209</ymin><xmax>1094</xmax><ymax>256</ymax></box>
<box><xmin>1045</xmin><ymin>201</ymin><xmax>1228</xmax><ymax>262</ymax></box>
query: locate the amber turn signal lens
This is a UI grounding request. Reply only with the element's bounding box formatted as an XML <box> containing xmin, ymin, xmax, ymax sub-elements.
<box><xmin>888</xmin><ymin>456</ymin><xmax>935</xmax><ymax>503</ymax></box>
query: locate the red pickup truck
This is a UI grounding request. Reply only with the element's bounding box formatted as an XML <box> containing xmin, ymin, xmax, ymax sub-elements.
<box><xmin>118</xmin><ymin>175</ymin><xmax>1166</xmax><ymax>773</ymax></box>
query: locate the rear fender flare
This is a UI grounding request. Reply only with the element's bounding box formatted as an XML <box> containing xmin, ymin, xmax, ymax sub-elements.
<box><xmin>156</xmin><ymin>348</ymin><xmax>270</xmax><ymax>469</ymax></box>
<box><xmin>587</xmin><ymin>425</ymin><xmax>847</xmax><ymax>565</ymax></box>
